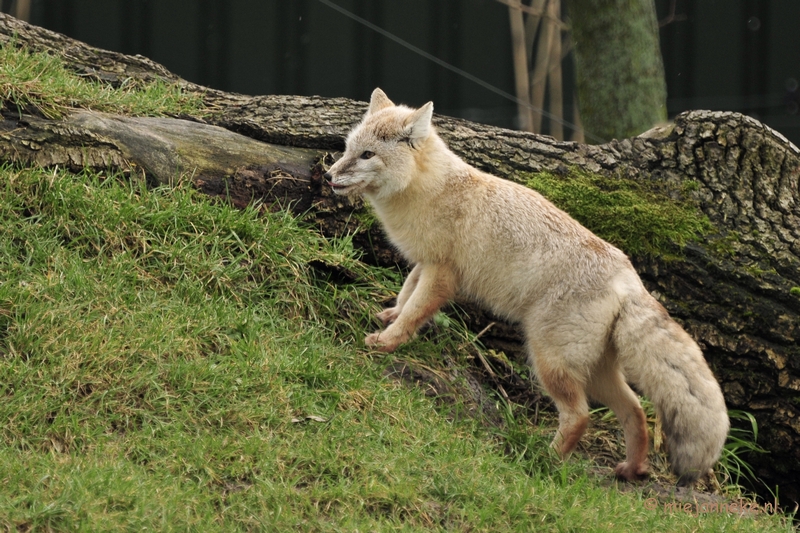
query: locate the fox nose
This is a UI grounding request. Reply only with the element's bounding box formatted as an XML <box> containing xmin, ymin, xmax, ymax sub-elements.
<box><xmin>323</xmin><ymin>172</ymin><xmax>333</xmax><ymax>183</ymax></box>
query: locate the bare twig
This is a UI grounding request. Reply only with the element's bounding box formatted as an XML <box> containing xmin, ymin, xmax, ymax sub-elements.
<box><xmin>529</xmin><ymin>0</ymin><xmax>556</xmax><ymax>132</ymax></box>
<box><xmin>546</xmin><ymin>0</ymin><xmax>563</xmax><ymax>140</ymax></box>
<box><xmin>495</xmin><ymin>0</ymin><xmax>568</xmax><ymax>29</ymax></box>
<box><xmin>474</xmin><ymin>321</ymin><xmax>496</xmax><ymax>341</ymax></box>
<box><xmin>468</xmin><ymin>322</ymin><xmax>511</xmax><ymax>401</ymax></box>
<box><xmin>10</xmin><ymin>0</ymin><xmax>31</xmax><ymax>22</ymax></box>
<box><xmin>508</xmin><ymin>1</ymin><xmax>534</xmax><ymax>131</ymax></box>
<box><xmin>571</xmin><ymin>92</ymin><xmax>585</xmax><ymax>143</ymax></box>
<box><xmin>523</xmin><ymin>0</ymin><xmax>547</xmax><ymax>54</ymax></box>
<box><xmin>658</xmin><ymin>0</ymin><xmax>687</xmax><ymax>27</ymax></box>
<box><xmin>475</xmin><ymin>350</ymin><xmax>510</xmax><ymax>402</ymax></box>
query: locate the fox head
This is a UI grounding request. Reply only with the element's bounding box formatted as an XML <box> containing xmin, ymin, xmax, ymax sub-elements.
<box><xmin>324</xmin><ymin>88</ymin><xmax>434</xmax><ymax>199</ymax></box>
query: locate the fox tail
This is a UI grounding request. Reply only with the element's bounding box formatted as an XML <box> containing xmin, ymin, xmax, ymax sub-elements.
<box><xmin>613</xmin><ymin>293</ymin><xmax>729</xmax><ymax>485</ymax></box>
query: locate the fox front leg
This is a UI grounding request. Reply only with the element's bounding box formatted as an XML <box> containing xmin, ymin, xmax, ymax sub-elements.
<box><xmin>375</xmin><ymin>264</ymin><xmax>423</xmax><ymax>326</ymax></box>
<box><xmin>366</xmin><ymin>263</ymin><xmax>457</xmax><ymax>352</ymax></box>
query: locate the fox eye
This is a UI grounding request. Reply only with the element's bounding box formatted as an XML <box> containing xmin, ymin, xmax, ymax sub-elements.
<box><xmin>360</xmin><ymin>151</ymin><xmax>375</xmax><ymax>160</ymax></box>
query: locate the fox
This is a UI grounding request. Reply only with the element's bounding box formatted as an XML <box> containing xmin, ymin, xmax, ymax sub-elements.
<box><xmin>324</xmin><ymin>88</ymin><xmax>729</xmax><ymax>485</ymax></box>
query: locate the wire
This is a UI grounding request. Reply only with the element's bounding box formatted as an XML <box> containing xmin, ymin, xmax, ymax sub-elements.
<box><xmin>316</xmin><ymin>0</ymin><xmax>602</xmax><ymax>142</ymax></box>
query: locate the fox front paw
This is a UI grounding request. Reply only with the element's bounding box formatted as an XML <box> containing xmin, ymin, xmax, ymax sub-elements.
<box><xmin>614</xmin><ymin>461</ymin><xmax>649</xmax><ymax>482</ymax></box>
<box><xmin>375</xmin><ymin>307</ymin><xmax>400</xmax><ymax>326</ymax></box>
<box><xmin>364</xmin><ymin>330</ymin><xmax>405</xmax><ymax>352</ymax></box>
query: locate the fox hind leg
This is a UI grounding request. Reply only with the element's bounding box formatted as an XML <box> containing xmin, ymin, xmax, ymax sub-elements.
<box><xmin>586</xmin><ymin>356</ymin><xmax>649</xmax><ymax>482</ymax></box>
<box><xmin>531</xmin><ymin>348</ymin><xmax>591</xmax><ymax>458</ymax></box>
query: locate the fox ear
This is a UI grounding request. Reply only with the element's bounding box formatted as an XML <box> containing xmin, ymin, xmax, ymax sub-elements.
<box><xmin>404</xmin><ymin>101</ymin><xmax>434</xmax><ymax>146</ymax></box>
<box><xmin>367</xmin><ymin>88</ymin><xmax>394</xmax><ymax>115</ymax></box>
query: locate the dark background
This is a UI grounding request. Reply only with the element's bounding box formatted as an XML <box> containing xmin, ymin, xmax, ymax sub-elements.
<box><xmin>5</xmin><ymin>0</ymin><xmax>799</xmax><ymax>145</ymax></box>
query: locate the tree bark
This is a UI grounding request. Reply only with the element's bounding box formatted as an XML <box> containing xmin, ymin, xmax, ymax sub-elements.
<box><xmin>1</xmin><ymin>13</ymin><xmax>798</xmax><ymax>505</ymax></box>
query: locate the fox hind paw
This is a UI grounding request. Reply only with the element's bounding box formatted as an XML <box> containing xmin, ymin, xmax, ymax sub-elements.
<box><xmin>614</xmin><ymin>461</ymin><xmax>649</xmax><ymax>482</ymax></box>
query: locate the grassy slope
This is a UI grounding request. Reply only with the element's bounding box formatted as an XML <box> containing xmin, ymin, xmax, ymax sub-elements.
<box><xmin>0</xmin><ymin>46</ymin><xmax>793</xmax><ymax>531</ymax></box>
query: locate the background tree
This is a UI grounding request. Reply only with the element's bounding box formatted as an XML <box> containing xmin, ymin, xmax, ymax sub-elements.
<box><xmin>570</xmin><ymin>0</ymin><xmax>668</xmax><ymax>142</ymax></box>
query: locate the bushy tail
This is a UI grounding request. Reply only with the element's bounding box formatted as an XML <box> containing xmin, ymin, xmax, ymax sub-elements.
<box><xmin>613</xmin><ymin>292</ymin><xmax>729</xmax><ymax>485</ymax></box>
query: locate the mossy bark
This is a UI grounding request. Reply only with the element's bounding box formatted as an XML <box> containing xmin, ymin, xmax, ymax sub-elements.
<box><xmin>1</xmin><ymin>12</ymin><xmax>799</xmax><ymax>506</ymax></box>
<box><xmin>569</xmin><ymin>0</ymin><xmax>668</xmax><ymax>142</ymax></box>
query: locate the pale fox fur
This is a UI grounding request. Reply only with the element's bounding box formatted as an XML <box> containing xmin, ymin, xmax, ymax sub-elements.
<box><xmin>324</xmin><ymin>88</ymin><xmax>729</xmax><ymax>485</ymax></box>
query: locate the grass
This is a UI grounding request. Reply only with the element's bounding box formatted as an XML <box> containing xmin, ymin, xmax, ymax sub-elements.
<box><xmin>0</xmin><ymin>43</ymin><xmax>205</xmax><ymax>119</ymax></box>
<box><xmin>0</xmin><ymin>43</ymin><xmax>794</xmax><ymax>531</ymax></box>
<box><xmin>0</xmin><ymin>166</ymin><xmax>792</xmax><ymax>531</ymax></box>
<box><xmin>717</xmin><ymin>411</ymin><xmax>769</xmax><ymax>493</ymax></box>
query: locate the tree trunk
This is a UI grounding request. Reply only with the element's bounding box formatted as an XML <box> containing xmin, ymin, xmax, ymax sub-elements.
<box><xmin>1</xmin><ymin>13</ymin><xmax>798</xmax><ymax>506</ymax></box>
<box><xmin>569</xmin><ymin>0</ymin><xmax>668</xmax><ymax>142</ymax></box>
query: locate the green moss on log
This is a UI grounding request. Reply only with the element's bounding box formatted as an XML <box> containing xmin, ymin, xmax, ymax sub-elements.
<box><xmin>522</xmin><ymin>169</ymin><xmax>713</xmax><ymax>260</ymax></box>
